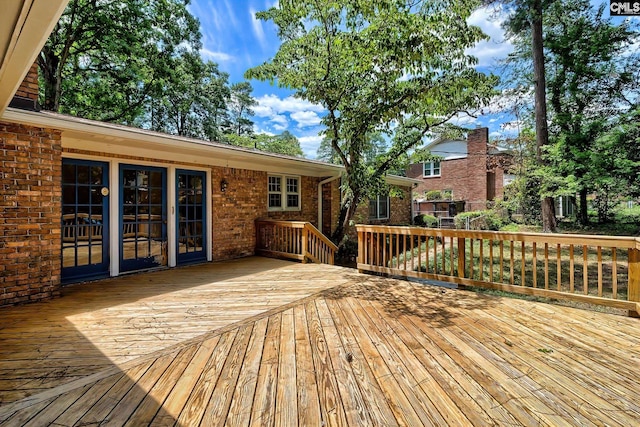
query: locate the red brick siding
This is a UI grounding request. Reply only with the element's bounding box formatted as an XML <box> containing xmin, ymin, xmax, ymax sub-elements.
<box><xmin>14</xmin><ymin>63</ymin><xmax>39</xmax><ymax>102</ymax></box>
<box><xmin>407</xmin><ymin>127</ymin><xmax>505</xmax><ymax>212</ymax></box>
<box><xmin>0</xmin><ymin>122</ymin><xmax>62</xmax><ymax>307</ymax></box>
<box><xmin>211</xmin><ymin>168</ymin><xmax>320</xmax><ymax>261</ymax></box>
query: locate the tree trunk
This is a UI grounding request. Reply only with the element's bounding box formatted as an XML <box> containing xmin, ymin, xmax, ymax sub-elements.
<box><xmin>579</xmin><ymin>188</ymin><xmax>589</xmax><ymax>225</ymax></box>
<box><xmin>38</xmin><ymin>52</ymin><xmax>61</xmax><ymax>112</ymax></box>
<box><xmin>531</xmin><ymin>0</ymin><xmax>557</xmax><ymax>233</ymax></box>
<box><xmin>331</xmin><ymin>192</ymin><xmax>361</xmax><ymax>248</ymax></box>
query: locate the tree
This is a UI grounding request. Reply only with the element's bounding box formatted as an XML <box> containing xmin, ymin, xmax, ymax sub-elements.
<box><xmin>502</xmin><ymin>0</ymin><xmax>557</xmax><ymax>232</ymax></box>
<box><xmin>223</xmin><ymin>82</ymin><xmax>257</xmax><ymax>136</ymax></box>
<box><xmin>247</xmin><ymin>0</ymin><xmax>497</xmax><ymax>245</ymax></box>
<box><xmin>149</xmin><ymin>53</ymin><xmax>230</xmax><ymax>141</ymax></box>
<box><xmin>224</xmin><ymin>132</ymin><xmax>305</xmax><ymax>157</ymax></box>
<box><xmin>39</xmin><ymin>0</ymin><xmax>201</xmax><ymax>124</ymax></box>
<box><xmin>504</xmin><ymin>0</ymin><xmax>640</xmax><ymax>225</ymax></box>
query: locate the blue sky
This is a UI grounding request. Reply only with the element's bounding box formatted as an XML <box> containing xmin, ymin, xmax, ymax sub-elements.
<box><xmin>187</xmin><ymin>1</ymin><xmax>519</xmax><ymax>157</ymax></box>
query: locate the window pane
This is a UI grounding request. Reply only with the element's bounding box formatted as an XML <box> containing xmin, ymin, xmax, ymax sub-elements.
<box><xmin>286</xmin><ymin>177</ymin><xmax>298</xmax><ymax>193</ymax></box>
<box><xmin>379</xmin><ymin>197</ymin><xmax>389</xmax><ymax>218</ymax></box>
<box><xmin>269</xmin><ymin>193</ymin><xmax>281</xmax><ymax>208</ymax></box>
<box><xmin>287</xmin><ymin>194</ymin><xmax>299</xmax><ymax>208</ymax></box>
<box><xmin>268</xmin><ymin>176</ymin><xmax>281</xmax><ymax>192</ymax></box>
<box><xmin>433</xmin><ymin>161</ymin><xmax>441</xmax><ymax>175</ymax></box>
<box><xmin>369</xmin><ymin>199</ymin><xmax>377</xmax><ymax>218</ymax></box>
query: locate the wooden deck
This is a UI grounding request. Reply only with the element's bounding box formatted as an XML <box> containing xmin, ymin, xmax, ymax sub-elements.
<box><xmin>1</xmin><ymin>257</ymin><xmax>639</xmax><ymax>426</ymax></box>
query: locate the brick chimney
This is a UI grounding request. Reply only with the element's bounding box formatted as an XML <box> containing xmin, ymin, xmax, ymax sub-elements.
<box><xmin>466</xmin><ymin>127</ymin><xmax>489</xmax><ymax>210</ymax></box>
<box><xmin>9</xmin><ymin>62</ymin><xmax>39</xmax><ymax>111</ymax></box>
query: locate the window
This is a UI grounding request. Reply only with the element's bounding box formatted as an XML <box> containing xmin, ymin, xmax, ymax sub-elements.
<box><xmin>369</xmin><ymin>195</ymin><xmax>389</xmax><ymax>220</ymax></box>
<box><xmin>268</xmin><ymin>175</ymin><xmax>301</xmax><ymax>211</ymax></box>
<box><xmin>423</xmin><ymin>161</ymin><xmax>441</xmax><ymax>177</ymax></box>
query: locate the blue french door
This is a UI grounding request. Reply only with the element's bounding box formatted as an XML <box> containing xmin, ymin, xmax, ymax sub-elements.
<box><xmin>120</xmin><ymin>165</ymin><xmax>168</xmax><ymax>272</ymax></box>
<box><xmin>61</xmin><ymin>159</ymin><xmax>110</xmax><ymax>283</ymax></box>
<box><xmin>176</xmin><ymin>170</ymin><xmax>207</xmax><ymax>264</ymax></box>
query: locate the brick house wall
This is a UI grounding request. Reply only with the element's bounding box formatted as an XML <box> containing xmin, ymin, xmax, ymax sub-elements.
<box><xmin>408</xmin><ymin>127</ymin><xmax>504</xmax><ymax>212</ymax></box>
<box><xmin>0</xmin><ymin>121</ymin><xmax>62</xmax><ymax>307</ymax></box>
<box><xmin>211</xmin><ymin>167</ymin><xmax>321</xmax><ymax>260</ymax></box>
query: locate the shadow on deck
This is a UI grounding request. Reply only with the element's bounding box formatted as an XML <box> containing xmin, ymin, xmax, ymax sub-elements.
<box><xmin>1</xmin><ymin>256</ymin><xmax>639</xmax><ymax>425</ymax></box>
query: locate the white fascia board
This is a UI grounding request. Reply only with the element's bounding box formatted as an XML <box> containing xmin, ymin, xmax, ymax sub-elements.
<box><xmin>1</xmin><ymin>108</ymin><xmax>345</xmax><ymax>178</ymax></box>
<box><xmin>385</xmin><ymin>175</ymin><xmax>421</xmax><ymax>187</ymax></box>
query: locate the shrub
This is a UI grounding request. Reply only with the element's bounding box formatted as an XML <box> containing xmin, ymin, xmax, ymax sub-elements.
<box><xmin>455</xmin><ymin>210</ymin><xmax>505</xmax><ymax>231</ymax></box>
<box><xmin>424</xmin><ymin>190</ymin><xmax>442</xmax><ymax>200</ymax></box>
<box><xmin>414</xmin><ymin>214</ymin><xmax>438</xmax><ymax>227</ymax></box>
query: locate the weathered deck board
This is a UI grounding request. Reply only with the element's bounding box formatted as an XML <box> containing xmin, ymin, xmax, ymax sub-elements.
<box><xmin>1</xmin><ymin>258</ymin><xmax>639</xmax><ymax>426</ymax></box>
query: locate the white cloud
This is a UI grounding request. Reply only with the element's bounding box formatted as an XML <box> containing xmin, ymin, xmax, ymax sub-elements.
<box><xmin>466</xmin><ymin>6</ymin><xmax>514</xmax><ymax>68</ymax></box>
<box><xmin>255</xmin><ymin>94</ymin><xmax>325</xmax><ymax>115</ymax></box>
<box><xmin>447</xmin><ymin>112</ymin><xmax>477</xmax><ymax>127</ymax></box>
<box><xmin>291</xmin><ymin>111</ymin><xmax>322</xmax><ymax>128</ymax></box>
<box><xmin>250</xmin><ymin>7</ymin><xmax>267</xmax><ymax>49</ymax></box>
<box><xmin>298</xmin><ymin>135</ymin><xmax>324</xmax><ymax>158</ymax></box>
<box><xmin>200</xmin><ymin>48</ymin><xmax>234</xmax><ymax>63</ymax></box>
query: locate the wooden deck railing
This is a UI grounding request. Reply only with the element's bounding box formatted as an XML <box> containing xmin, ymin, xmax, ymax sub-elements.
<box><xmin>256</xmin><ymin>220</ymin><xmax>337</xmax><ymax>265</ymax></box>
<box><xmin>357</xmin><ymin>225</ymin><xmax>640</xmax><ymax>314</ymax></box>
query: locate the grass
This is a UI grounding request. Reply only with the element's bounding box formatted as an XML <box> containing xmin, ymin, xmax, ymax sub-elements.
<box><xmin>387</xmin><ymin>236</ymin><xmax>629</xmax><ymax>302</ymax></box>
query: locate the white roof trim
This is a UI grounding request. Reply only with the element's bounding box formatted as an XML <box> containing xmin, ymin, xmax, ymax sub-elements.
<box><xmin>1</xmin><ymin>108</ymin><xmax>418</xmax><ymax>186</ymax></box>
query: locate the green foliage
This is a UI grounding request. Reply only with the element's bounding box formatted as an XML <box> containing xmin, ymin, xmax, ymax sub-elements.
<box><xmin>247</xmin><ymin>0</ymin><xmax>497</xmax><ymax>244</ymax></box>
<box><xmin>424</xmin><ymin>190</ymin><xmax>442</xmax><ymax>201</ymax></box>
<box><xmin>414</xmin><ymin>214</ymin><xmax>438</xmax><ymax>228</ymax></box>
<box><xmin>41</xmin><ymin>0</ymin><xmax>201</xmax><ymax>124</ymax></box>
<box><xmin>455</xmin><ymin>210</ymin><xmax>505</xmax><ymax>231</ymax></box>
<box><xmin>223</xmin><ymin>132</ymin><xmax>304</xmax><ymax>157</ymax></box>
<box><xmin>149</xmin><ymin>52</ymin><xmax>230</xmax><ymax>141</ymax></box>
<box><xmin>503</xmin><ymin>0</ymin><xmax>640</xmax><ymax>226</ymax></box>
<box><xmin>223</xmin><ymin>82</ymin><xmax>257</xmax><ymax>136</ymax></box>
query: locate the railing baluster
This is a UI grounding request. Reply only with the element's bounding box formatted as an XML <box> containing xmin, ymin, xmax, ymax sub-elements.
<box><xmin>441</xmin><ymin>234</ymin><xmax>446</xmax><ymax>274</ymax></box>
<box><xmin>417</xmin><ymin>232</ymin><xmax>422</xmax><ymax>272</ymax></box>
<box><xmin>521</xmin><ymin>241</ymin><xmax>525</xmax><ymax>287</ymax></box>
<box><xmin>479</xmin><ymin>238</ymin><xmax>484</xmax><ymax>281</ymax></box>
<box><xmin>569</xmin><ymin>245</ymin><xmax>574</xmax><ymax>292</ymax></box>
<box><xmin>597</xmin><ymin>246</ymin><xmax>603</xmax><ymax>297</ymax></box>
<box><xmin>557</xmin><ymin>244</ymin><xmax>561</xmax><ymax>291</ymax></box>
<box><xmin>544</xmin><ymin>243</ymin><xmax>549</xmax><ymax>290</ymax></box>
<box><xmin>489</xmin><ymin>239</ymin><xmax>494</xmax><ymax>283</ymax></box>
<box><xmin>470</xmin><ymin>239</ymin><xmax>475</xmax><ymax>280</ymax></box>
<box><xmin>449</xmin><ymin>236</ymin><xmax>454</xmax><ymax>276</ymax></box>
<box><xmin>510</xmin><ymin>241</ymin><xmax>514</xmax><ymax>285</ymax></box>
<box><xmin>532</xmin><ymin>242</ymin><xmax>537</xmax><ymax>288</ymax></box>
<box><xmin>583</xmin><ymin>245</ymin><xmax>588</xmax><ymax>295</ymax></box>
<box><xmin>499</xmin><ymin>241</ymin><xmax>504</xmax><ymax>283</ymax></box>
<box><xmin>612</xmin><ymin>248</ymin><xmax>617</xmax><ymax>299</ymax></box>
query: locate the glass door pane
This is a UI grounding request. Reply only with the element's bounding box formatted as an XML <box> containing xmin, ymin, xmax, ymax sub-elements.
<box><xmin>61</xmin><ymin>159</ymin><xmax>109</xmax><ymax>283</ymax></box>
<box><xmin>177</xmin><ymin>170</ymin><xmax>206</xmax><ymax>264</ymax></box>
<box><xmin>120</xmin><ymin>165</ymin><xmax>167</xmax><ymax>272</ymax></box>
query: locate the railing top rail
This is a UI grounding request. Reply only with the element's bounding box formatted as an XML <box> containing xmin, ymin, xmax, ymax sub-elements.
<box><xmin>356</xmin><ymin>224</ymin><xmax>640</xmax><ymax>249</ymax></box>
<box><xmin>304</xmin><ymin>222</ymin><xmax>338</xmax><ymax>251</ymax></box>
<box><xmin>256</xmin><ymin>219</ymin><xmax>307</xmax><ymax>228</ymax></box>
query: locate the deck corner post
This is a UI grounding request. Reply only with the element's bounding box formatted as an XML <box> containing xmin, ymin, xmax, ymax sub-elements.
<box><xmin>302</xmin><ymin>225</ymin><xmax>309</xmax><ymax>263</ymax></box>
<box><xmin>457</xmin><ymin>237</ymin><xmax>466</xmax><ymax>278</ymax></box>
<box><xmin>628</xmin><ymin>247</ymin><xmax>640</xmax><ymax>316</ymax></box>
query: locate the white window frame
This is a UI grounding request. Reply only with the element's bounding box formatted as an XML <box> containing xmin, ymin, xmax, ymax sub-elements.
<box><xmin>369</xmin><ymin>195</ymin><xmax>390</xmax><ymax>220</ymax></box>
<box><xmin>423</xmin><ymin>161</ymin><xmax>441</xmax><ymax>177</ymax></box>
<box><xmin>268</xmin><ymin>174</ymin><xmax>301</xmax><ymax>211</ymax></box>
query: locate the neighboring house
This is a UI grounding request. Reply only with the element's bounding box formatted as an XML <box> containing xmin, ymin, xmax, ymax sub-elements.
<box><xmin>0</xmin><ymin>3</ymin><xmax>416</xmax><ymax>307</ymax></box>
<box><xmin>406</xmin><ymin>127</ymin><xmax>513</xmax><ymax>216</ymax></box>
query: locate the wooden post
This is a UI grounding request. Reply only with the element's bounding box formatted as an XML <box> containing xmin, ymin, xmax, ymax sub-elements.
<box><xmin>302</xmin><ymin>226</ymin><xmax>308</xmax><ymax>264</ymax></box>
<box><xmin>628</xmin><ymin>247</ymin><xmax>640</xmax><ymax>316</ymax></box>
<box><xmin>357</xmin><ymin>229</ymin><xmax>364</xmax><ymax>272</ymax></box>
<box><xmin>457</xmin><ymin>237</ymin><xmax>465</xmax><ymax>278</ymax></box>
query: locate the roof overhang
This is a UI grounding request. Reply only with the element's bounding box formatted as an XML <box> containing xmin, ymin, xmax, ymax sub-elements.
<box><xmin>0</xmin><ymin>0</ymin><xmax>69</xmax><ymax>114</ymax></box>
<box><xmin>2</xmin><ymin>108</ymin><xmax>347</xmax><ymax>177</ymax></box>
<box><xmin>2</xmin><ymin>108</ymin><xmax>419</xmax><ymax>185</ymax></box>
